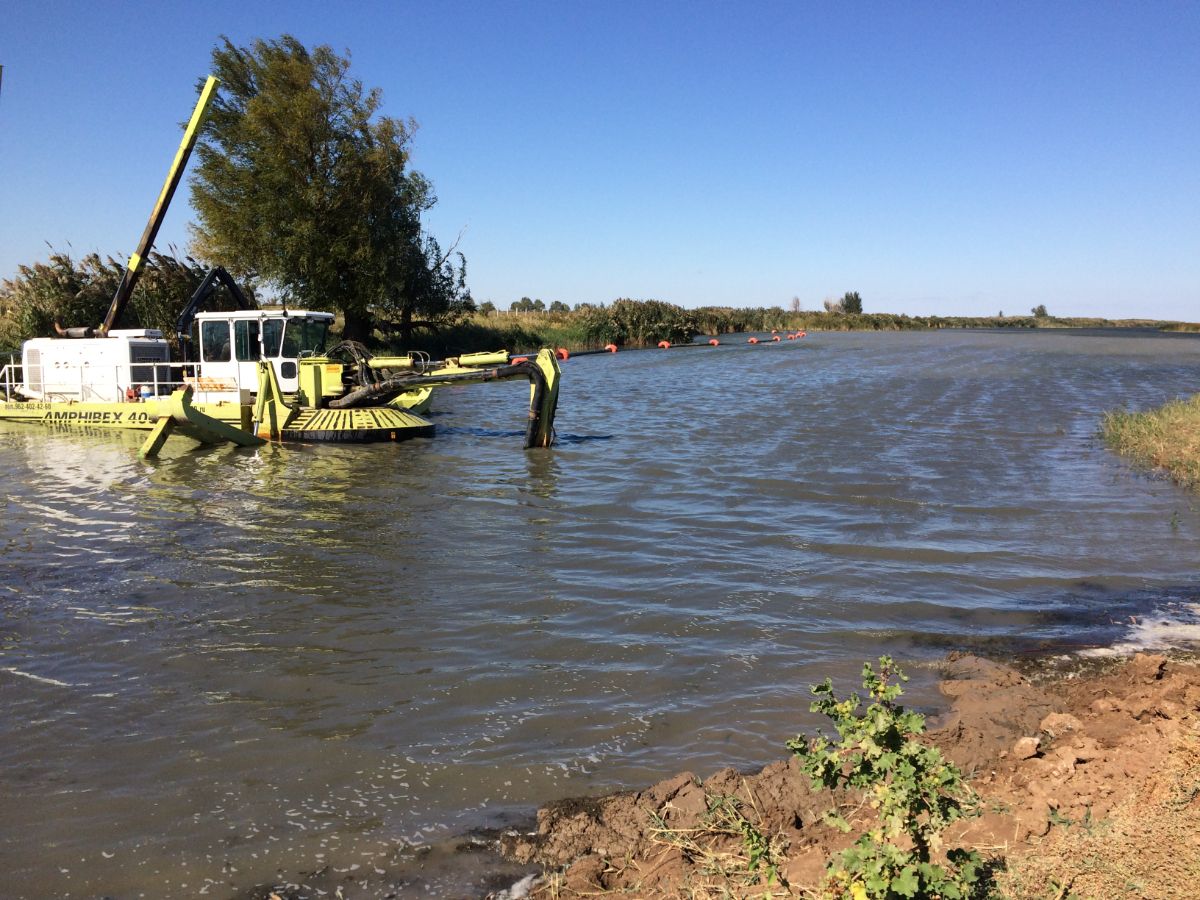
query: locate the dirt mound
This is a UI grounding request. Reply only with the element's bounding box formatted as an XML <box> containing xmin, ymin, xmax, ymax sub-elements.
<box><xmin>498</xmin><ymin>652</ymin><xmax>1200</xmax><ymax>898</ymax></box>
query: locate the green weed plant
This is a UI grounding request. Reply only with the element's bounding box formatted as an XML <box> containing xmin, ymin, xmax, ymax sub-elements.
<box><xmin>787</xmin><ymin>657</ymin><xmax>983</xmax><ymax>900</ymax></box>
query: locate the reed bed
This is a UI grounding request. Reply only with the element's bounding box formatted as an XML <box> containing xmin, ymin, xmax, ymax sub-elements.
<box><xmin>1102</xmin><ymin>393</ymin><xmax>1200</xmax><ymax>490</ymax></box>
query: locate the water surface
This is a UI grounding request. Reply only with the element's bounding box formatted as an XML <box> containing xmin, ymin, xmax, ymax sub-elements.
<box><xmin>2</xmin><ymin>329</ymin><xmax>1199</xmax><ymax>897</ymax></box>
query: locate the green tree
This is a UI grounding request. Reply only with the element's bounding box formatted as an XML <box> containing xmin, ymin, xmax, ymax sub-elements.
<box><xmin>842</xmin><ymin>291</ymin><xmax>863</xmax><ymax>314</ymax></box>
<box><xmin>1031</xmin><ymin>303</ymin><xmax>1048</xmax><ymax>317</ymax></box>
<box><xmin>190</xmin><ymin>35</ymin><xmax>470</xmax><ymax>343</ymax></box>
<box><xmin>548</xmin><ymin>300</ymin><xmax>570</xmax><ymax>313</ymax></box>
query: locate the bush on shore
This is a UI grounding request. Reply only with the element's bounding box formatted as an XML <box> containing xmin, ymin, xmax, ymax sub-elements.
<box><xmin>0</xmin><ymin>250</ymin><xmax>240</xmax><ymax>354</ymax></box>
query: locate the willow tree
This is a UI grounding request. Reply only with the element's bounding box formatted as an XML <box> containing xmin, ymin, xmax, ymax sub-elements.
<box><xmin>190</xmin><ymin>35</ymin><xmax>471</xmax><ymax>342</ymax></box>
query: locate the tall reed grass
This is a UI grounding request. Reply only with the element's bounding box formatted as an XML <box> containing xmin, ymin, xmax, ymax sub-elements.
<box><xmin>1102</xmin><ymin>394</ymin><xmax>1200</xmax><ymax>490</ymax></box>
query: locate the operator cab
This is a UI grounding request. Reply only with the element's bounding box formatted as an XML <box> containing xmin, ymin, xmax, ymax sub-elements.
<box><xmin>193</xmin><ymin>309</ymin><xmax>333</xmax><ymax>394</ymax></box>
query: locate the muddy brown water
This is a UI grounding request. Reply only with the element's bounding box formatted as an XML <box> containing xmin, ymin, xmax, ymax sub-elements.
<box><xmin>3</xmin><ymin>329</ymin><xmax>1200</xmax><ymax>898</ymax></box>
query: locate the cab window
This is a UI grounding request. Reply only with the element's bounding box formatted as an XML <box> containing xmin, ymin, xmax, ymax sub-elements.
<box><xmin>281</xmin><ymin>323</ymin><xmax>302</xmax><ymax>359</ymax></box>
<box><xmin>261</xmin><ymin>320</ymin><xmax>284</xmax><ymax>357</ymax></box>
<box><xmin>234</xmin><ymin>320</ymin><xmax>261</xmax><ymax>361</ymax></box>
<box><xmin>201</xmin><ymin>321</ymin><xmax>231</xmax><ymax>362</ymax></box>
<box><xmin>295</xmin><ymin>318</ymin><xmax>329</xmax><ymax>355</ymax></box>
<box><xmin>261</xmin><ymin>317</ymin><xmax>328</xmax><ymax>358</ymax></box>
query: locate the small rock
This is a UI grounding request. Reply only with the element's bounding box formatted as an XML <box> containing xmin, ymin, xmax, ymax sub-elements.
<box><xmin>1158</xmin><ymin>700</ymin><xmax>1186</xmax><ymax>720</ymax></box>
<box><xmin>1013</xmin><ymin>736</ymin><xmax>1041</xmax><ymax>760</ymax></box>
<box><xmin>1090</xmin><ymin>697</ymin><xmax>1118</xmax><ymax>714</ymax></box>
<box><xmin>1014</xmin><ymin>800</ymin><xmax>1050</xmax><ymax>840</ymax></box>
<box><xmin>1127</xmin><ymin>698</ymin><xmax>1160</xmax><ymax>721</ymax></box>
<box><xmin>564</xmin><ymin>856</ymin><xmax>605</xmax><ymax>893</ymax></box>
<box><xmin>1070</xmin><ymin>737</ymin><xmax>1103</xmax><ymax>763</ymax></box>
<box><xmin>1039</xmin><ymin>712</ymin><xmax>1083</xmax><ymax>738</ymax></box>
<box><xmin>1127</xmin><ymin>653</ymin><xmax>1167</xmax><ymax>684</ymax></box>
<box><xmin>646</xmin><ymin>772</ymin><xmax>699</xmax><ymax>805</ymax></box>
<box><xmin>1047</xmin><ymin>748</ymin><xmax>1077</xmax><ymax>779</ymax></box>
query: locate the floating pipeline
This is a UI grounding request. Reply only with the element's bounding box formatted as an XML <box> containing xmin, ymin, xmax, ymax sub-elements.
<box><xmin>507</xmin><ymin>335</ymin><xmax>808</xmax><ymax>360</ymax></box>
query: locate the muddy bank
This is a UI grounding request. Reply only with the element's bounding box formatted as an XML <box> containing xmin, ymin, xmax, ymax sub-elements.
<box><xmin>497</xmin><ymin>652</ymin><xmax>1200</xmax><ymax>898</ymax></box>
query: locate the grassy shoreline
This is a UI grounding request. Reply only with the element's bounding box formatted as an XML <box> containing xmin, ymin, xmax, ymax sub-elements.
<box><xmin>1103</xmin><ymin>393</ymin><xmax>1200</xmax><ymax>490</ymax></box>
<box><xmin>395</xmin><ymin>309</ymin><xmax>1198</xmax><ymax>357</ymax></box>
<box><xmin>3</xmin><ymin>303</ymin><xmax>1194</xmax><ymax>359</ymax></box>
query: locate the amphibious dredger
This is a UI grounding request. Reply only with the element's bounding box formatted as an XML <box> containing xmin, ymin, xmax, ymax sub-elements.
<box><xmin>0</xmin><ymin>76</ymin><xmax>559</xmax><ymax>456</ymax></box>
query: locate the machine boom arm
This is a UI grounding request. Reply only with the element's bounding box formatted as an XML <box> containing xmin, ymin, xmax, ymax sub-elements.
<box><xmin>92</xmin><ymin>76</ymin><xmax>219</xmax><ymax>337</ymax></box>
<box><xmin>174</xmin><ymin>266</ymin><xmax>254</xmax><ymax>358</ymax></box>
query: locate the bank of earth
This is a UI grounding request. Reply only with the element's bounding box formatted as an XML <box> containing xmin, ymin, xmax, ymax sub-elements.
<box><xmin>498</xmin><ymin>652</ymin><xmax>1200</xmax><ymax>899</ymax></box>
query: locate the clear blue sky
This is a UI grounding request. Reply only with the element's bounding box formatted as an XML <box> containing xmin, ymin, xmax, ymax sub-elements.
<box><xmin>1</xmin><ymin>1</ymin><xmax>1197</xmax><ymax>319</ymax></box>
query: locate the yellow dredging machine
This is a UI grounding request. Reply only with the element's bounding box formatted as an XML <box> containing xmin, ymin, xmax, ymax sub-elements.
<box><xmin>0</xmin><ymin>76</ymin><xmax>560</xmax><ymax>456</ymax></box>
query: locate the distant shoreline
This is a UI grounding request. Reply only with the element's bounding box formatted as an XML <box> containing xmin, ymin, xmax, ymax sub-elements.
<box><xmin>396</xmin><ymin>308</ymin><xmax>1200</xmax><ymax>357</ymax></box>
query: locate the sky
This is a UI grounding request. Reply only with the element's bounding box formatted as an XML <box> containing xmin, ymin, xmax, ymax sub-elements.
<box><xmin>1</xmin><ymin>1</ymin><xmax>1197</xmax><ymax>320</ymax></box>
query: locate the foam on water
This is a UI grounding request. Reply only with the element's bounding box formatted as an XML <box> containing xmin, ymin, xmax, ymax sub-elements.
<box><xmin>1081</xmin><ymin>601</ymin><xmax>1200</xmax><ymax>657</ymax></box>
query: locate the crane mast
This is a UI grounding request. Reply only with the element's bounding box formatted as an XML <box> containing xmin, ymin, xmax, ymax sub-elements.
<box><xmin>56</xmin><ymin>75</ymin><xmax>219</xmax><ymax>338</ymax></box>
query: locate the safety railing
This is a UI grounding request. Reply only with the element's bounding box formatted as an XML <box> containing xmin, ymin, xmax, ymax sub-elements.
<box><xmin>0</xmin><ymin>360</ymin><xmax>258</xmax><ymax>404</ymax></box>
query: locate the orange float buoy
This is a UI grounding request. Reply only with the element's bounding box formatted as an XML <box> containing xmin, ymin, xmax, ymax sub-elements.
<box><xmin>658</xmin><ymin>340</ymin><xmax>671</xmax><ymax>349</ymax></box>
<box><xmin>748</xmin><ymin>337</ymin><xmax>759</xmax><ymax>344</ymax></box>
<box><xmin>605</xmin><ymin>343</ymin><xmax>618</xmax><ymax>353</ymax></box>
<box><xmin>799</xmin><ymin>330</ymin><xmax>807</xmax><ymax>338</ymax></box>
<box><xmin>772</xmin><ymin>335</ymin><xmax>781</xmax><ymax>342</ymax></box>
<box><xmin>787</xmin><ymin>333</ymin><xmax>796</xmax><ymax>340</ymax></box>
<box><xmin>708</xmin><ymin>338</ymin><xmax>719</xmax><ymax>346</ymax></box>
<box><xmin>511</xmin><ymin>356</ymin><xmax>529</xmax><ymax>364</ymax></box>
<box><xmin>555</xmin><ymin>348</ymin><xmax>569</xmax><ymax>360</ymax></box>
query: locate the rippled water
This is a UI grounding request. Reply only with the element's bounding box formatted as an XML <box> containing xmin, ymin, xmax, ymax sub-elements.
<box><xmin>3</xmin><ymin>329</ymin><xmax>1200</xmax><ymax>897</ymax></box>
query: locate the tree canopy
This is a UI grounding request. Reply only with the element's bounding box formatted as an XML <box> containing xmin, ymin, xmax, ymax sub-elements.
<box><xmin>510</xmin><ymin>297</ymin><xmax>545</xmax><ymax>313</ymax></box>
<box><xmin>190</xmin><ymin>35</ymin><xmax>471</xmax><ymax>343</ymax></box>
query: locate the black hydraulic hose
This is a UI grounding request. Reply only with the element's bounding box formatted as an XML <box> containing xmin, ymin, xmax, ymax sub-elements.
<box><xmin>524</xmin><ymin>363</ymin><xmax>548</xmax><ymax>450</ymax></box>
<box><xmin>327</xmin><ymin>362</ymin><xmax>541</xmax><ymax>410</ymax></box>
<box><xmin>327</xmin><ymin>380</ymin><xmax>398</xmax><ymax>408</ymax></box>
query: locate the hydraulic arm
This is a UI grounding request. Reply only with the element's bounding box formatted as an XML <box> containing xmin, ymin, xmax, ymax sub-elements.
<box><xmin>174</xmin><ymin>266</ymin><xmax>254</xmax><ymax>359</ymax></box>
<box><xmin>56</xmin><ymin>76</ymin><xmax>219</xmax><ymax>338</ymax></box>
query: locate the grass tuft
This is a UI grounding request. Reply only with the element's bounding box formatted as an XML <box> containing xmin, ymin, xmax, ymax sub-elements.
<box><xmin>1101</xmin><ymin>394</ymin><xmax>1200</xmax><ymax>490</ymax></box>
<box><xmin>647</xmin><ymin>784</ymin><xmax>791</xmax><ymax>898</ymax></box>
